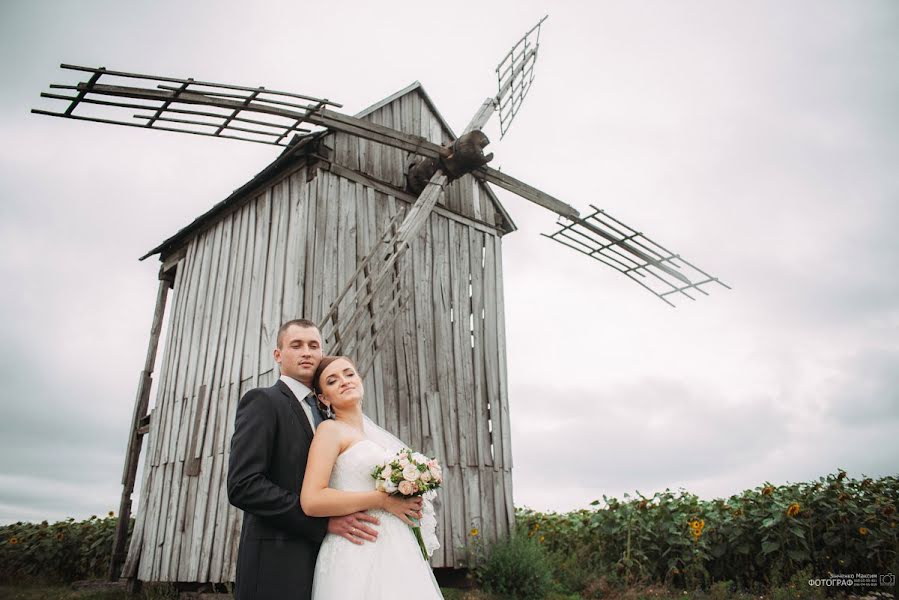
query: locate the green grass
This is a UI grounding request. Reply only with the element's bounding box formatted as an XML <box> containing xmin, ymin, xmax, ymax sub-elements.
<box><xmin>0</xmin><ymin>583</ymin><xmax>178</xmax><ymax>600</ymax></box>
<box><xmin>0</xmin><ymin>583</ymin><xmax>862</xmax><ymax>600</ymax></box>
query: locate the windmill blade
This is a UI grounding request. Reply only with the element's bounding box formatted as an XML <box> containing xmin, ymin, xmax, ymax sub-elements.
<box><xmin>543</xmin><ymin>206</ymin><xmax>731</xmax><ymax>306</ymax></box>
<box><xmin>474</xmin><ymin>165</ymin><xmax>579</xmax><ymax>219</ymax></box>
<box><xmin>463</xmin><ymin>16</ymin><xmax>549</xmax><ymax>136</ymax></box>
<box><xmin>32</xmin><ymin>64</ymin><xmax>451</xmax><ymax>160</ymax></box>
<box><xmin>473</xmin><ymin>166</ymin><xmax>707</xmax><ymax>290</ymax></box>
<box><xmin>494</xmin><ymin>15</ymin><xmax>548</xmax><ymax>137</ymax></box>
<box><xmin>32</xmin><ymin>64</ymin><xmax>342</xmax><ymax>146</ymax></box>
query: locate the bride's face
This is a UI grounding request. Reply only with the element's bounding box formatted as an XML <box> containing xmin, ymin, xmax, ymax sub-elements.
<box><xmin>318</xmin><ymin>357</ymin><xmax>364</xmax><ymax>412</ymax></box>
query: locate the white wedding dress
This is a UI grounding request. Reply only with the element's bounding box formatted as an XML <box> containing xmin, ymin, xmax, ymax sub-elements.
<box><xmin>311</xmin><ymin>428</ymin><xmax>444</xmax><ymax>599</ymax></box>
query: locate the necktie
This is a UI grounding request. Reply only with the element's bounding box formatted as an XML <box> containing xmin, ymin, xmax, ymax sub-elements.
<box><xmin>303</xmin><ymin>393</ymin><xmax>324</xmax><ymax>428</ymax></box>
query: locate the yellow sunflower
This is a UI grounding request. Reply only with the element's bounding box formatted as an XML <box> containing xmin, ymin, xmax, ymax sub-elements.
<box><xmin>787</xmin><ymin>503</ymin><xmax>800</xmax><ymax>517</ymax></box>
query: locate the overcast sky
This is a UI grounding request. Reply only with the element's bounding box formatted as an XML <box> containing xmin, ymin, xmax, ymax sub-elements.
<box><xmin>1</xmin><ymin>1</ymin><xmax>897</xmax><ymax>524</ymax></box>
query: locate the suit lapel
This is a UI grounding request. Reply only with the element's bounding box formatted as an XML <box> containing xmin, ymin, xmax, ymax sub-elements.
<box><xmin>276</xmin><ymin>379</ymin><xmax>315</xmax><ymax>441</ymax></box>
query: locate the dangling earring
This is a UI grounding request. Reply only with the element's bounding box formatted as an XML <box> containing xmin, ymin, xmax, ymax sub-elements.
<box><xmin>317</xmin><ymin>397</ymin><xmax>333</xmax><ymax>419</ymax></box>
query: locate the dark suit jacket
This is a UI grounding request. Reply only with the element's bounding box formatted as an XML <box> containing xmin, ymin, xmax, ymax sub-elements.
<box><xmin>227</xmin><ymin>379</ymin><xmax>328</xmax><ymax>600</ymax></box>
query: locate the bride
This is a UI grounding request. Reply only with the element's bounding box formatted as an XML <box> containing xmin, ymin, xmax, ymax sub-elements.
<box><xmin>300</xmin><ymin>355</ymin><xmax>444</xmax><ymax>599</ymax></box>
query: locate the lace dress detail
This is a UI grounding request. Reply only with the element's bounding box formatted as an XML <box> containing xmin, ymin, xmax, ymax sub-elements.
<box><xmin>311</xmin><ymin>439</ymin><xmax>443</xmax><ymax>599</ymax></box>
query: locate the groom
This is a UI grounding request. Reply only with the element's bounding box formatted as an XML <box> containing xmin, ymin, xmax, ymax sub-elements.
<box><xmin>227</xmin><ymin>318</ymin><xmax>380</xmax><ymax>599</ymax></box>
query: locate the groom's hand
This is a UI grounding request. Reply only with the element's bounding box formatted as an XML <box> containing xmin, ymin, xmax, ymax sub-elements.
<box><xmin>328</xmin><ymin>512</ymin><xmax>380</xmax><ymax>545</ymax></box>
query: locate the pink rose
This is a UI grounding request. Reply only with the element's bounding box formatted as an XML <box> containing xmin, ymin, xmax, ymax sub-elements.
<box><xmin>398</xmin><ymin>480</ymin><xmax>414</xmax><ymax>495</ymax></box>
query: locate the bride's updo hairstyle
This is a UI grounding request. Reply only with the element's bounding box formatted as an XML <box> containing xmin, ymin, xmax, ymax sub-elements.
<box><xmin>312</xmin><ymin>355</ymin><xmax>359</xmax><ymax>396</ymax></box>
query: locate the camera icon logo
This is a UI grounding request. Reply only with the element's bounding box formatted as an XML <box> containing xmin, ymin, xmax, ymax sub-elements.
<box><xmin>881</xmin><ymin>573</ymin><xmax>895</xmax><ymax>586</ymax></box>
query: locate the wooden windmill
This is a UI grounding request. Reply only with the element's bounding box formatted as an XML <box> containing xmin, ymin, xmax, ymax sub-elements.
<box><xmin>33</xmin><ymin>17</ymin><xmax>728</xmax><ymax>588</ymax></box>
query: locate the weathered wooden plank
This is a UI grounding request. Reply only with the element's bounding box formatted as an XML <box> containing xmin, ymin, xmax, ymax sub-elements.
<box><xmin>177</xmin><ymin>228</ymin><xmax>218</xmax><ymax>462</ymax></box>
<box><xmin>408</xmin><ymin>92</ymin><xmax>422</xmax><ymax>138</ymax></box>
<box><xmin>492</xmin><ymin>467</ymin><xmax>508</xmax><ymax>540</ymax></box>
<box><xmin>469</xmin><ymin>229</ymin><xmax>491</xmax><ymax>467</ymax></box>
<box><xmin>155</xmin><ymin>461</ymin><xmax>176</xmax><ymax>579</ymax></box>
<box><xmin>482</xmin><ymin>235</ymin><xmax>502</xmax><ymax>469</ymax></box>
<box><xmin>359</xmin><ymin>185</ymin><xmax>386</xmax><ymax>426</ymax></box>
<box><xmin>502</xmin><ymin>468</ymin><xmax>514</xmax><ymax>532</ymax></box>
<box><xmin>320</xmin><ymin>172</ymin><xmax>340</xmax><ymax>321</ymax></box>
<box><xmin>222</xmin><ymin>377</ymin><xmax>253</xmax><ymax>581</ymax></box>
<box><xmin>169</xmin><ymin>235</ymin><xmax>208</xmax><ymax>464</ymax></box>
<box><xmin>164</xmin><ymin>401</ymin><xmax>190</xmax><ymax>579</ymax></box>
<box><xmin>476</xmin><ymin>166</ymin><xmax>580</xmax><ymax>220</ymax></box>
<box><xmin>152</xmin><ymin>249</ymin><xmax>188</xmax><ymax>467</ymax></box>
<box><xmin>121</xmin><ymin>466</ymin><xmax>151</xmax><ymax>578</ymax></box>
<box><xmin>196</xmin><ymin>451</ymin><xmax>223</xmax><ymax>581</ymax></box>
<box><xmin>176</xmin><ymin>468</ymin><xmax>198</xmax><ymax>580</ymax></box>
<box><xmin>393</xmin><ymin>288</ymin><xmax>413</xmax><ymax>447</ymax></box>
<box><xmin>308</xmin><ymin>175</ymin><xmax>329</xmax><ymax>322</ymax></box>
<box><xmin>333</xmin><ymin>130</ymin><xmax>352</xmax><ymax>171</ymax></box>
<box><xmin>458</xmin><ymin>173</ymin><xmax>476</xmax><ymax>221</ymax></box>
<box><xmin>372</xmin><ymin>190</ymin><xmax>397</xmax><ymax>434</ymax></box>
<box><xmin>478</xmin><ymin>467</ymin><xmax>497</xmax><ymax>543</ymax></box>
<box><xmin>402</xmin><ymin>223</ymin><xmax>422</xmax><ymax>450</ymax></box>
<box><xmin>335</xmin><ymin>175</ymin><xmax>356</xmax><ymax>339</ymax></box>
<box><xmin>301</xmin><ymin>174</ymin><xmax>318</xmax><ymax>327</ymax></box>
<box><xmin>212</xmin><ymin>381</ymin><xmax>237</xmax><ymax>581</ymax></box>
<box><xmin>216</xmin><ymin>206</ymin><xmax>247</xmax><ymax>454</ymax></box>
<box><xmin>248</xmin><ymin>190</ymin><xmax>273</xmax><ymax>387</ymax></box>
<box><xmin>493</xmin><ymin>236</ymin><xmax>513</xmax><ymax>470</ymax></box>
<box><xmin>191</xmin><ymin>218</ymin><xmax>231</xmax><ymax>463</ymax></box>
<box><xmin>431</xmin><ymin>216</ymin><xmax>458</xmax><ymax>466</ymax></box>
<box><xmin>447</xmin><ymin>465</ymin><xmax>466</xmax><ymax>567</ymax></box>
<box><xmin>139</xmin><ymin>462</ymin><xmax>165</xmax><ymax>579</ymax></box>
<box><xmin>469</xmin><ymin>176</ymin><xmax>483</xmax><ymax>223</ymax></box>
<box><xmin>260</xmin><ymin>179</ymin><xmax>290</xmax><ymax>370</ymax></box>
<box><xmin>240</xmin><ymin>192</ymin><xmax>266</xmax><ymax>382</ymax></box>
<box><xmin>368</xmin><ymin>111</ymin><xmax>384</xmax><ymax>184</ymax></box>
<box><xmin>463</xmin><ymin>467</ymin><xmax>483</xmax><ymax>546</ymax></box>
<box><xmin>281</xmin><ymin>169</ymin><xmax>308</xmax><ymax>323</ymax></box>
<box><xmin>449</xmin><ymin>224</ymin><xmax>476</xmax><ymax>466</ymax></box>
<box><xmin>160</xmin><ymin>240</ymin><xmax>198</xmax><ymax>465</ymax></box>
<box><xmin>414</xmin><ymin>219</ymin><xmax>437</xmax><ymax>457</ymax></box>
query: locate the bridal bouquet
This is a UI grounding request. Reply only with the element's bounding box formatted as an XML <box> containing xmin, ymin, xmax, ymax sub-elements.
<box><xmin>371</xmin><ymin>449</ymin><xmax>443</xmax><ymax>560</ymax></box>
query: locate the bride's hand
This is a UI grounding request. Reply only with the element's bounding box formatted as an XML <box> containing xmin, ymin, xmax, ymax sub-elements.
<box><xmin>381</xmin><ymin>493</ymin><xmax>423</xmax><ymax>526</ymax></box>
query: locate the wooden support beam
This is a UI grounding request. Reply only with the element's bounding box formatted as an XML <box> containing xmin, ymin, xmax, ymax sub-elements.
<box><xmin>108</xmin><ymin>271</ymin><xmax>171</xmax><ymax>582</ymax></box>
<box><xmin>474</xmin><ymin>166</ymin><xmax>580</xmax><ymax>220</ymax></box>
<box><xmin>463</xmin><ymin>98</ymin><xmax>496</xmax><ymax>134</ymax></box>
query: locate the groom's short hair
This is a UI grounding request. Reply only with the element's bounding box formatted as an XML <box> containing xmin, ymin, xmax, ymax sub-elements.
<box><xmin>276</xmin><ymin>318</ymin><xmax>320</xmax><ymax>348</ymax></box>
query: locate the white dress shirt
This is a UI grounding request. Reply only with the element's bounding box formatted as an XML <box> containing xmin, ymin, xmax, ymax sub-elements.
<box><xmin>279</xmin><ymin>374</ymin><xmax>317</xmax><ymax>431</ymax></box>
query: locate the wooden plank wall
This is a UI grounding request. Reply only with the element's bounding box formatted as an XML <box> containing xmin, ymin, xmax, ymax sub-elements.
<box><xmin>127</xmin><ymin>91</ymin><xmax>515</xmax><ymax>582</ymax></box>
<box><xmin>332</xmin><ymin>88</ymin><xmax>503</xmax><ymax>231</ymax></box>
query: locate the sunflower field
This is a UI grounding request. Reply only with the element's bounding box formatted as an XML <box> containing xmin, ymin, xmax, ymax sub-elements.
<box><xmin>513</xmin><ymin>470</ymin><xmax>898</xmax><ymax>595</ymax></box>
<box><xmin>0</xmin><ymin>512</ymin><xmax>129</xmax><ymax>584</ymax></box>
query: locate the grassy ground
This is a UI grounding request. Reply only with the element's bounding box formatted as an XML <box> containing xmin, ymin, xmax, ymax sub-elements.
<box><xmin>1</xmin><ymin>584</ymin><xmax>888</xmax><ymax>600</ymax></box>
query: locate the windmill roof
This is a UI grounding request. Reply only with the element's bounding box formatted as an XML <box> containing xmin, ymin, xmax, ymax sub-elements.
<box><xmin>141</xmin><ymin>82</ymin><xmax>514</xmax><ymax>261</ymax></box>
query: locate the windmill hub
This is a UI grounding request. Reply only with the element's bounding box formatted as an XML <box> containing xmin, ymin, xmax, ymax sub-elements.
<box><xmin>406</xmin><ymin>129</ymin><xmax>493</xmax><ymax>194</ymax></box>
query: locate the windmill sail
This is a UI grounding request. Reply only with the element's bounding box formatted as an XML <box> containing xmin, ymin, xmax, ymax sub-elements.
<box><xmin>543</xmin><ymin>206</ymin><xmax>730</xmax><ymax>306</ymax></box>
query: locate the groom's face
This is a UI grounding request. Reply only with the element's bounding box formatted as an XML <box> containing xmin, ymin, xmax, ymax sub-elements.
<box><xmin>274</xmin><ymin>325</ymin><xmax>323</xmax><ymax>387</ymax></box>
